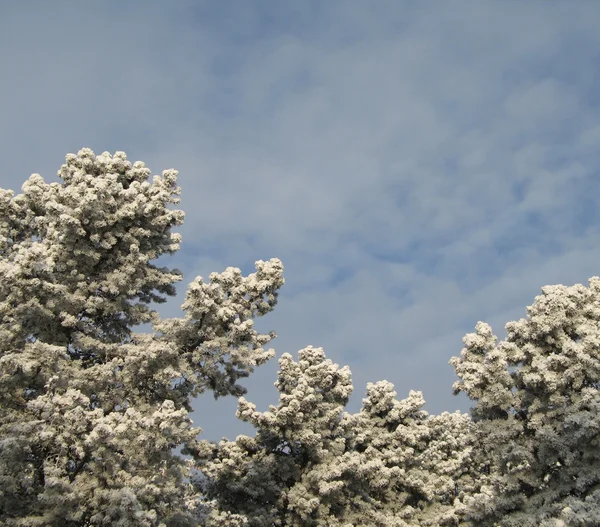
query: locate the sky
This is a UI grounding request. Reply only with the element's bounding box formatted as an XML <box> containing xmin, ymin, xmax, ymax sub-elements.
<box><xmin>1</xmin><ymin>0</ymin><xmax>600</xmax><ymax>443</ymax></box>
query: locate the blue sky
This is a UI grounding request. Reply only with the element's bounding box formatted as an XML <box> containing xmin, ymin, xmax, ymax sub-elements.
<box><xmin>2</xmin><ymin>0</ymin><xmax>600</xmax><ymax>442</ymax></box>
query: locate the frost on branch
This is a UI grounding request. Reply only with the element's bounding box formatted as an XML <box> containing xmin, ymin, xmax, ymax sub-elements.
<box><xmin>450</xmin><ymin>277</ymin><xmax>600</xmax><ymax>526</ymax></box>
<box><xmin>0</xmin><ymin>148</ymin><xmax>284</xmax><ymax>526</ymax></box>
<box><xmin>154</xmin><ymin>257</ymin><xmax>284</xmax><ymax>401</ymax></box>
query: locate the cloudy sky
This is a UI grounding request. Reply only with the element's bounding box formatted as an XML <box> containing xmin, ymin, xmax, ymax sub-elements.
<box><xmin>2</xmin><ymin>0</ymin><xmax>600</xmax><ymax>442</ymax></box>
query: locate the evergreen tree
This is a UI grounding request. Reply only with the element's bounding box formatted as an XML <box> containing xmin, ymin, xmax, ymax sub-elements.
<box><xmin>450</xmin><ymin>279</ymin><xmax>600</xmax><ymax>526</ymax></box>
<box><xmin>0</xmin><ymin>148</ymin><xmax>285</xmax><ymax>526</ymax></box>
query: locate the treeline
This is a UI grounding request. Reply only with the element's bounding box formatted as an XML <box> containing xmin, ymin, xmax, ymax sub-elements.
<box><xmin>1</xmin><ymin>149</ymin><xmax>598</xmax><ymax>526</ymax></box>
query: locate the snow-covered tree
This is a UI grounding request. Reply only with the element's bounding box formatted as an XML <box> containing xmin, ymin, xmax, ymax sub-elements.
<box><xmin>191</xmin><ymin>346</ymin><xmax>354</xmax><ymax>526</ymax></box>
<box><xmin>0</xmin><ymin>148</ymin><xmax>285</xmax><ymax>526</ymax></box>
<box><xmin>194</xmin><ymin>346</ymin><xmax>476</xmax><ymax>526</ymax></box>
<box><xmin>450</xmin><ymin>278</ymin><xmax>600</xmax><ymax>526</ymax></box>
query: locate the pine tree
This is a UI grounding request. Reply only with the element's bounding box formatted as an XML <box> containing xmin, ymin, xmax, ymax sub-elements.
<box><xmin>0</xmin><ymin>148</ymin><xmax>285</xmax><ymax>526</ymax></box>
<box><xmin>450</xmin><ymin>279</ymin><xmax>600</xmax><ymax>526</ymax></box>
